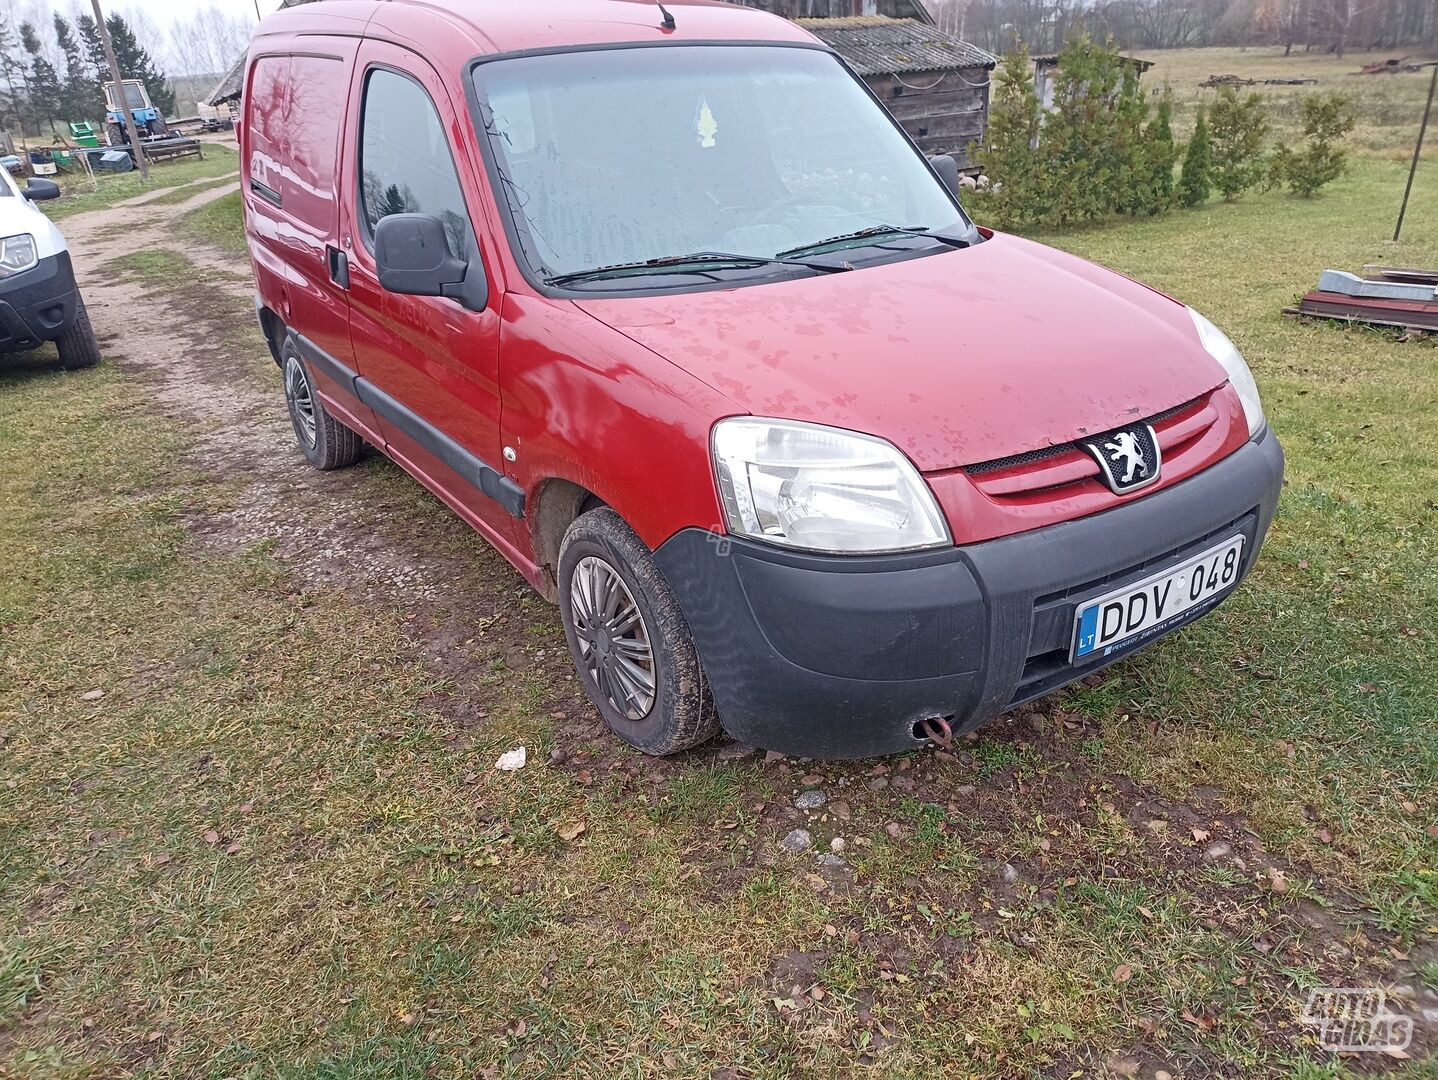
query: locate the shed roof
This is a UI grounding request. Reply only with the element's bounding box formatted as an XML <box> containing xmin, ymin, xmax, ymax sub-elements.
<box><xmin>205</xmin><ymin>0</ymin><xmax>316</xmax><ymax>106</ymax></box>
<box><xmin>795</xmin><ymin>16</ymin><xmax>995</xmax><ymax>75</ymax></box>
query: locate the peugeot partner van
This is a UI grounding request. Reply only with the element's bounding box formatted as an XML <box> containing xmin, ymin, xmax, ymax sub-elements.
<box><xmin>240</xmin><ymin>0</ymin><xmax>1283</xmax><ymax>760</ymax></box>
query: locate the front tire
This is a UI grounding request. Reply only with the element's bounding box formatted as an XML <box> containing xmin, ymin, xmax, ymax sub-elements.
<box><xmin>280</xmin><ymin>338</ymin><xmax>362</xmax><ymax>470</ymax></box>
<box><xmin>56</xmin><ymin>296</ymin><xmax>101</xmax><ymax>370</ymax></box>
<box><xmin>558</xmin><ymin>508</ymin><xmax>720</xmax><ymax>756</ymax></box>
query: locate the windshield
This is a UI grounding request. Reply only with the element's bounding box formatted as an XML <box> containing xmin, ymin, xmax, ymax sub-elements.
<box><xmin>472</xmin><ymin>45</ymin><xmax>969</xmax><ymax>285</ymax></box>
<box><xmin>108</xmin><ymin>82</ymin><xmax>146</xmax><ymax>109</ymax></box>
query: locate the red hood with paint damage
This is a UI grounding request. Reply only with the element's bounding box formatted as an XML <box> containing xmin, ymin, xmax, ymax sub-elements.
<box><xmin>574</xmin><ymin>231</ymin><xmax>1229</xmax><ymax>471</ymax></box>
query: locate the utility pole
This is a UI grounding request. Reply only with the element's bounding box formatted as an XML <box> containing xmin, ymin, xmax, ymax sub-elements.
<box><xmin>1393</xmin><ymin>62</ymin><xmax>1436</xmax><ymax>243</ymax></box>
<box><xmin>89</xmin><ymin>0</ymin><xmax>147</xmax><ymax>181</ymax></box>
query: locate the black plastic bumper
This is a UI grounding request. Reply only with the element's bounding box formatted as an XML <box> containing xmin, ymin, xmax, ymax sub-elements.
<box><xmin>654</xmin><ymin>429</ymin><xmax>1284</xmax><ymax>759</ymax></box>
<box><xmin>0</xmin><ymin>252</ymin><xmax>80</xmax><ymax>352</ymax></box>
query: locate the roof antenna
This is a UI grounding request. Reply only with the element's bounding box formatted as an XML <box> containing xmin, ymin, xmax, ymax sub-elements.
<box><xmin>656</xmin><ymin>0</ymin><xmax>676</xmax><ymax>29</ymax></box>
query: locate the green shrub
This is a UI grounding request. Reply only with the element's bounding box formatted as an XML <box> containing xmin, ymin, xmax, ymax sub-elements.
<box><xmin>1268</xmin><ymin>93</ymin><xmax>1355</xmax><ymax>196</ymax></box>
<box><xmin>1036</xmin><ymin>34</ymin><xmax>1126</xmax><ymax>225</ymax></box>
<box><xmin>1111</xmin><ymin>62</ymin><xmax>1151</xmax><ymax>217</ymax></box>
<box><xmin>1143</xmin><ymin>91</ymin><xmax>1178</xmax><ymax>214</ymax></box>
<box><xmin>1208</xmin><ymin>87</ymin><xmax>1269</xmax><ymax>201</ymax></box>
<box><xmin>1178</xmin><ymin>107</ymin><xmax>1213</xmax><ymax>208</ymax></box>
<box><xmin>973</xmin><ymin>43</ymin><xmax>1042</xmax><ymax>228</ymax></box>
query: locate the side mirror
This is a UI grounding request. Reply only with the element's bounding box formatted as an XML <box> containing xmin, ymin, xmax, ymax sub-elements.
<box><xmin>927</xmin><ymin>154</ymin><xmax>961</xmax><ymax>198</ymax></box>
<box><xmin>24</xmin><ymin>177</ymin><xmax>61</xmax><ymax>202</ymax></box>
<box><xmin>373</xmin><ymin>213</ymin><xmax>487</xmax><ymax>310</ymax></box>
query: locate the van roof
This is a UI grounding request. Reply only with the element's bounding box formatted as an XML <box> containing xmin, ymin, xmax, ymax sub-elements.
<box><xmin>259</xmin><ymin>0</ymin><xmax>817</xmax><ymax>63</ymax></box>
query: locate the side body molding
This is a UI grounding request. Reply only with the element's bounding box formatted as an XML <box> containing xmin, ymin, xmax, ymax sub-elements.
<box><xmin>294</xmin><ymin>332</ymin><xmax>526</xmax><ymax>519</ymax></box>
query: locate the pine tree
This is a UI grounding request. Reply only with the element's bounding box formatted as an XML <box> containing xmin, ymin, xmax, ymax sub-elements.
<box><xmin>0</xmin><ymin>15</ymin><xmax>21</xmax><ymax>135</ymax></box>
<box><xmin>55</xmin><ymin>13</ymin><xmax>103</xmax><ymax>124</ymax></box>
<box><xmin>1143</xmin><ymin>92</ymin><xmax>1178</xmax><ymax>213</ymax></box>
<box><xmin>1268</xmin><ymin>93</ymin><xmax>1354</xmax><ymax>196</ymax></box>
<box><xmin>1111</xmin><ymin>62</ymin><xmax>1150</xmax><ymax>216</ymax></box>
<box><xmin>20</xmin><ymin>22</ymin><xmax>58</xmax><ymax>136</ymax></box>
<box><xmin>1208</xmin><ymin>87</ymin><xmax>1269</xmax><ymax>202</ymax></box>
<box><xmin>974</xmin><ymin>43</ymin><xmax>1042</xmax><ymax>228</ymax></box>
<box><xmin>1035</xmin><ymin>35</ymin><xmax>1124</xmax><ymax>225</ymax></box>
<box><xmin>1178</xmin><ymin>107</ymin><xmax>1212</xmax><ymax>208</ymax></box>
<box><xmin>105</xmin><ymin>15</ymin><xmax>175</xmax><ymax>117</ymax></box>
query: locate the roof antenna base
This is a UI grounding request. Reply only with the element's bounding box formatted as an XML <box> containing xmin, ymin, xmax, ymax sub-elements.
<box><xmin>656</xmin><ymin>0</ymin><xmax>676</xmax><ymax>29</ymax></box>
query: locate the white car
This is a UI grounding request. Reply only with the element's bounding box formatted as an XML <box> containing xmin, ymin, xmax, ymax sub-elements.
<box><xmin>0</xmin><ymin>165</ymin><xmax>99</xmax><ymax>369</ymax></box>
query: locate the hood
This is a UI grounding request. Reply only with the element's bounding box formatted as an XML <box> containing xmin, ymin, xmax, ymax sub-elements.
<box><xmin>573</xmin><ymin>232</ymin><xmax>1229</xmax><ymax>471</ymax></box>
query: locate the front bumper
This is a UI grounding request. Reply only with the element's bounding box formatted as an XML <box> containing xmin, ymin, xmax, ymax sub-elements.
<box><xmin>0</xmin><ymin>252</ymin><xmax>80</xmax><ymax>352</ymax></box>
<box><xmin>654</xmin><ymin>429</ymin><xmax>1284</xmax><ymax>759</ymax></box>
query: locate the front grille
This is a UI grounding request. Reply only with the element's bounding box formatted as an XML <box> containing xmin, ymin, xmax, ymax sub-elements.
<box><xmin>965</xmin><ymin>395</ymin><xmax>1205</xmax><ymax>477</ymax></box>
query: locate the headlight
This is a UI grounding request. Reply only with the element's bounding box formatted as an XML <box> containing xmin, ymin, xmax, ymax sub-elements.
<box><xmin>1188</xmin><ymin>307</ymin><xmax>1264</xmax><ymax>437</ymax></box>
<box><xmin>712</xmin><ymin>418</ymin><xmax>950</xmax><ymax>554</ymax></box>
<box><xmin>0</xmin><ymin>233</ymin><xmax>37</xmax><ymax>277</ymax></box>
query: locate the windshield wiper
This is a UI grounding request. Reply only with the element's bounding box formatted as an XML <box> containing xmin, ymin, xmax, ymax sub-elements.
<box><xmin>544</xmin><ymin>250</ymin><xmax>848</xmax><ymax>287</ymax></box>
<box><xmin>777</xmin><ymin>225</ymin><xmax>969</xmax><ymax>260</ymax></box>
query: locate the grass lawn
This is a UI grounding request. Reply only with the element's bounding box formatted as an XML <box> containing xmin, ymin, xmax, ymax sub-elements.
<box><xmin>1133</xmin><ymin>46</ymin><xmax>1438</xmax><ymax>160</ymax></box>
<box><xmin>40</xmin><ymin>143</ymin><xmax>239</xmax><ymax>221</ymax></box>
<box><xmin>1</xmin><ymin>124</ymin><xmax>1436</xmax><ymax>1075</ymax></box>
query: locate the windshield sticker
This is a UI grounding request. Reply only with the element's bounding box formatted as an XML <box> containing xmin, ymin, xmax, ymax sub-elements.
<box><xmin>695</xmin><ymin>99</ymin><xmax>717</xmax><ymax>148</ymax></box>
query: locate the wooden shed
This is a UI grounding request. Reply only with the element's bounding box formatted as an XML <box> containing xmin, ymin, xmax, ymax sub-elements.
<box><xmin>733</xmin><ymin>0</ymin><xmax>936</xmax><ymax>18</ymax></box>
<box><xmin>795</xmin><ymin>17</ymin><xmax>996</xmax><ymax>170</ymax></box>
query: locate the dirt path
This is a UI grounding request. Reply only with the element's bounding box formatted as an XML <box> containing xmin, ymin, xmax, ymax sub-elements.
<box><xmin>61</xmin><ymin>182</ymin><xmax>592</xmax><ymax>741</ymax></box>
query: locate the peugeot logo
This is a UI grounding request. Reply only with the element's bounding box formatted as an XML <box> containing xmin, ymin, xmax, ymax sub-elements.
<box><xmin>1082</xmin><ymin>423</ymin><xmax>1162</xmax><ymax>494</ymax></box>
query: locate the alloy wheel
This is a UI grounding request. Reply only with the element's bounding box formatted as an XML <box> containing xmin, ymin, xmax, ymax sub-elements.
<box><xmin>569</xmin><ymin>555</ymin><xmax>657</xmax><ymax>720</ymax></box>
<box><xmin>284</xmin><ymin>356</ymin><xmax>317</xmax><ymax>448</ymax></box>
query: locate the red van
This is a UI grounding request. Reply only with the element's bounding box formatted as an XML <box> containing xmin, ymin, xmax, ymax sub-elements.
<box><xmin>240</xmin><ymin>0</ymin><xmax>1282</xmax><ymax>759</ymax></box>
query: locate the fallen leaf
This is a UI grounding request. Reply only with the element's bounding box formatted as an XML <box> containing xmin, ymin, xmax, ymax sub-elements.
<box><xmin>225</xmin><ymin>842</ymin><xmax>242</xmax><ymax>856</ymax></box>
<box><xmin>238</xmin><ymin>802</ymin><xmax>254</xmax><ymax>814</ymax></box>
<box><xmin>556</xmin><ymin>821</ymin><xmax>587</xmax><ymax>842</ymax></box>
<box><xmin>1191</xmin><ymin>827</ymin><xmax>1211</xmax><ymax>842</ymax></box>
<box><xmin>80</xmin><ymin>689</ymin><xmax>105</xmax><ymax>702</ymax></box>
<box><xmin>1266</xmin><ymin>866</ymin><xmax>1288</xmax><ymax>894</ymax></box>
<box><xmin>153</xmin><ymin>853</ymin><xmax>171</xmax><ymax>866</ymax></box>
<box><xmin>1113</xmin><ymin>963</ymin><xmax>1134</xmax><ymax>984</ymax></box>
<box><xmin>1399</xmin><ymin>800</ymin><xmax>1418</xmax><ymax>813</ymax></box>
<box><xmin>202</xmin><ymin>830</ymin><xmax>220</xmax><ymax>845</ymax></box>
<box><xmin>1180</xmin><ymin>1009</ymin><xmax>1216</xmax><ymax>1032</ymax></box>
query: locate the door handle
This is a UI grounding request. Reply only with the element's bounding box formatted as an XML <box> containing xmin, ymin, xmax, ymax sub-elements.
<box><xmin>327</xmin><ymin>245</ymin><xmax>349</xmax><ymax>290</ymax></box>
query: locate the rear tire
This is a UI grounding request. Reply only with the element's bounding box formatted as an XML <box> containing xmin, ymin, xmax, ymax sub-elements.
<box><xmin>55</xmin><ymin>296</ymin><xmax>101</xmax><ymax>371</ymax></box>
<box><xmin>280</xmin><ymin>337</ymin><xmax>362</xmax><ymax>470</ymax></box>
<box><xmin>105</xmin><ymin>122</ymin><xmax>124</xmax><ymax>147</ymax></box>
<box><xmin>558</xmin><ymin>508</ymin><xmax>720</xmax><ymax>756</ymax></box>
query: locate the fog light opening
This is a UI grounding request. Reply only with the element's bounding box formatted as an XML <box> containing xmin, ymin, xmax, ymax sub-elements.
<box><xmin>913</xmin><ymin>715</ymin><xmax>954</xmax><ymax>748</ymax></box>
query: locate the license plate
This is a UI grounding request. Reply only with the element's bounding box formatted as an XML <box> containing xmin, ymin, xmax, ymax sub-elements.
<box><xmin>1072</xmin><ymin>535</ymin><xmax>1246</xmax><ymax>662</ymax></box>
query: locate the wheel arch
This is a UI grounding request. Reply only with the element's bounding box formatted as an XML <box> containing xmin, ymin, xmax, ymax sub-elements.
<box><xmin>530</xmin><ymin>477</ymin><xmax>608</xmax><ymax>602</ymax></box>
<box><xmin>257</xmin><ymin>305</ymin><xmax>285</xmax><ymax>366</ymax></box>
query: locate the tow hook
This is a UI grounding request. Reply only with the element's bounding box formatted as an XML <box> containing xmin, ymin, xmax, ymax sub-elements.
<box><xmin>916</xmin><ymin>715</ymin><xmax>954</xmax><ymax>748</ymax></box>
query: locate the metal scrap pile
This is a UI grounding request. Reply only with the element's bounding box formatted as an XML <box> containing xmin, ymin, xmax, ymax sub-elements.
<box><xmin>1288</xmin><ymin>267</ymin><xmax>1438</xmax><ymax>332</ymax></box>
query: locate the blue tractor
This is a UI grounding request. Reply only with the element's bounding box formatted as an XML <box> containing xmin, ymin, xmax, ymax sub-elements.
<box><xmin>104</xmin><ymin>80</ymin><xmax>168</xmax><ymax>146</ymax></box>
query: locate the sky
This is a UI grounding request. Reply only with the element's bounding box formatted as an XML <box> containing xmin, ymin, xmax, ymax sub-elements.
<box><xmin>115</xmin><ymin>0</ymin><xmax>282</xmax><ymax>22</ymax></box>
